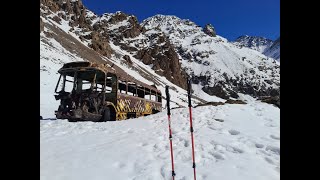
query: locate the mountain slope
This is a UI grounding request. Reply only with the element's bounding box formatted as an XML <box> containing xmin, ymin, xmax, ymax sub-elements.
<box><xmin>142</xmin><ymin>15</ymin><xmax>280</xmax><ymax>99</ymax></box>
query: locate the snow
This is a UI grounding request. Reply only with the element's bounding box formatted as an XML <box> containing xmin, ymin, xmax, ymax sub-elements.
<box><xmin>46</xmin><ymin>14</ymin><xmax>72</xmax><ymax>33</ymax></box>
<box><xmin>41</xmin><ymin>101</ymin><xmax>279</xmax><ymax>180</ymax></box>
<box><xmin>108</xmin><ymin>19</ymin><xmax>130</xmax><ymax>31</ymax></box>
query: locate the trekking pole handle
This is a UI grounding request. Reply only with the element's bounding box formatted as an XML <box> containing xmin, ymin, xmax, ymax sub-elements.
<box><xmin>165</xmin><ymin>85</ymin><xmax>171</xmax><ymax>115</ymax></box>
<box><xmin>187</xmin><ymin>78</ymin><xmax>192</xmax><ymax>107</ymax></box>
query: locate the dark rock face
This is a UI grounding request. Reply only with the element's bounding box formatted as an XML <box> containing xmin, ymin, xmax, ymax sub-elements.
<box><xmin>134</xmin><ymin>41</ymin><xmax>188</xmax><ymax>89</ymax></box>
<box><xmin>201</xmin><ymin>79</ymin><xmax>279</xmax><ymax>100</ymax></box>
<box><xmin>195</xmin><ymin>101</ymin><xmax>225</xmax><ymax>108</ymax></box>
<box><xmin>123</xmin><ymin>55</ymin><xmax>133</xmax><ymax>64</ymax></box>
<box><xmin>41</xmin><ymin>0</ymin><xmax>113</xmax><ymax>58</ymax></box>
<box><xmin>105</xmin><ymin>12</ymin><xmax>144</xmax><ymax>40</ymax></box>
<box><xmin>225</xmin><ymin>99</ymin><xmax>246</xmax><ymax>104</ymax></box>
<box><xmin>202</xmin><ymin>85</ymin><xmax>230</xmax><ymax>99</ymax></box>
<box><xmin>123</xmin><ymin>16</ymin><xmax>144</xmax><ymax>38</ymax></box>
<box><xmin>100</xmin><ymin>12</ymin><xmax>188</xmax><ymax>89</ymax></box>
<box><xmin>203</xmin><ymin>24</ymin><xmax>216</xmax><ymax>37</ymax></box>
<box><xmin>40</xmin><ymin>18</ymin><xmax>44</xmax><ymax>32</ymax></box>
<box><xmin>89</xmin><ymin>32</ymin><xmax>112</xmax><ymax>58</ymax></box>
<box><xmin>259</xmin><ymin>96</ymin><xmax>280</xmax><ymax>108</ymax></box>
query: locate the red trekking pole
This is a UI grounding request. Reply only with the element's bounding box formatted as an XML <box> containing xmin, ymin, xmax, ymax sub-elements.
<box><xmin>187</xmin><ymin>79</ymin><xmax>197</xmax><ymax>180</ymax></box>
<box><xmin>165</xmin><ymin>85</ymin><xmax>176</xmax><ymax>180</ymax></box>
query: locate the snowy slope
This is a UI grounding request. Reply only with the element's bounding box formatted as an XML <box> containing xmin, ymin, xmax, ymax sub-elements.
<box><xmin>41</xmin><ymin>97</ymin><xmax>280</xmax><ymax>180</ymax></box>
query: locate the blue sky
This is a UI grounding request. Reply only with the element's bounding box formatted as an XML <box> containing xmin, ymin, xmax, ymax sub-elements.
<box><xmin>82</xmin><ymin>0</ymin><xmax>280</xmax><ymax>41</ymax></box>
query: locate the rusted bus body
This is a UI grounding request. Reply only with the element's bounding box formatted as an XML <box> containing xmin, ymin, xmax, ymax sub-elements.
<box><xmin>54</xmin><ymin>61</ymin><xmax>162</xmax><ymax>122</ymax></box>
<box><xmin>116</xmin><ymin>94</ymin><xmax>162</xmax><ymax>120</ymax></box>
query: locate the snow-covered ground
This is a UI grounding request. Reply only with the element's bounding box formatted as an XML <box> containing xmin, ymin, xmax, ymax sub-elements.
<box><xmin>40</xmin><ymin>99</ymin><xmax>279</xmax><ymax>180</ymax></box>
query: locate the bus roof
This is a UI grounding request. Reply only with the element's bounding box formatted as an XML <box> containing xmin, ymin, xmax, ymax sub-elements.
<box><xmin>59</xmin><ymin>61</ymin><xmax>161</xmax><ymax>94</ymax></box>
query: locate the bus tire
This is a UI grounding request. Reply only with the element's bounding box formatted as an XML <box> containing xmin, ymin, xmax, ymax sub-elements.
<box><xmin>102</xmin><ymin>107</ymin><xmax>111</xmax><ymax>122</ymax></box>
<box><xmin>102</xmin><ymin>106</ymin><xmax>116</xmax><ymax>122</ymax></box>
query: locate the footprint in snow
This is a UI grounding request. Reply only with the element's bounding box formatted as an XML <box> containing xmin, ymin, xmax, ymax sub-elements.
<box><xmin>265</xmin><ymin>157</ymin><xmax>275</xmax><ymax>165</ymax></box>
<box><xmin>231</xmin><ymin>146</ymin><xmax>244</xmax><ymax>153</ymax></box>
<box><xmin>201</xmin><ymin>174</ymin><xmax>208</xmax><ymax>180</ymax></box>
<box><xmin>255</xmin><ymin>143</ymin><xmax>264</xmax><ymax>148</ymax></box>
<box><xmin>184</xmin><ymin>140</ymin><xmax>189</xmax><ymax>147</ymax></box>
<box><xmin>265</xmin><ymin>123</ymin><xmax>277</xmax><ymax>127</ymax></box>
<box><xmin>213</xmin><ymin>118</ymin><xmax>224</xmax><ymax>122</ymax></box>
<box><xmin>228</xmin><ymin>129</ymin><xmax>240</xmax><ymax>135</ymax></box>
<box><xmin>265</xmin><ymin>145</ymin><xmax>280</xmax><ymax>155</ymax></box>
<box><xmin>208</xmin><ymin>151</ymin><xmax>225</xmax><ymax>161</ymax></box>
<box><xmin>270</xmin><ymin>135</ymin><xmax>280</xmax><ymax>140</ymax></box>
<box><xmin>112</xmin><ymin>162</ymin><xmax>126</xmax><ymax>168</ymax></box>
<box><xmin>139</xmin><ymin>142</ymin><xmax>148</xmax><ymax>147</ymax></box>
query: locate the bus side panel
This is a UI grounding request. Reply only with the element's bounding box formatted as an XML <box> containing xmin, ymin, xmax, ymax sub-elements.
<box><xmin>116</xmin><ymin>94</ymin><xmax>161</xmax><ymax>118</ymax></box>
<box><xmin>116</xmin><ymin>94</ymin><xmax>146</xmax><ymax>114</ymax></box>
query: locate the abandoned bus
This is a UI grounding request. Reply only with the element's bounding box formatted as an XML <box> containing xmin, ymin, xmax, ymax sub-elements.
<box><xmin>54</xmin><ymin>61</ymin><xmax>162</xmax><ymax>122</ymax></box>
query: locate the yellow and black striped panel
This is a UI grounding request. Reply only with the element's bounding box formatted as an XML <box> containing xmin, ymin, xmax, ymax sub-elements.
<box><xmin>115</xmin><ymin>94</ymin><xmax>161</xmax><ymax>120</ymax></box>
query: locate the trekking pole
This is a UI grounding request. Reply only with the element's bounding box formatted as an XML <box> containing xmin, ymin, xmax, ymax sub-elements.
<box><xmin>187</xmin><ymin>79</ymin><xmax>197</xmax><ymax>180</ymax></box>
<box><xmin>165</xmin><ymin>85</ymin><xmax>176</xmax><ymax>180</ymax></box>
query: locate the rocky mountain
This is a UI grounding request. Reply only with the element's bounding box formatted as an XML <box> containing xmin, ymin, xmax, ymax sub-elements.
<box><xmin>203</xmin><ymin>24</ymin><xmax>216</xmax><ymax>37</ymax></box>
<box><xmin>234</xmin><ymin>35</ymin><xmax>280</xmax><ymax>61</ymax></box>
<box><xmin>142</xmin><ymin>15</ymin><xmax>279</xmax><ymax>99</ymax></box>
<box><xmin>40</xmin><ymin>0</ymin><xmax>280</xmax><ymax>107</ymax></box>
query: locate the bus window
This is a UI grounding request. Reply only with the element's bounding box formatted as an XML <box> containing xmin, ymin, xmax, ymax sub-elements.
<box><xmin>118</xmin><ymin>80</ymin><xmax>127</xmax><ymax>94</ymax></box>
<box><xmin>106</xmin><ymin>73</ymin><xmax>116</xmax><ymax>93</ymax></box>
<box><xmin>127</xmin><ymin>82</ymin><xmax>136</xmax><ymax>96</ymax></box>
<box><xmin>144</xmin><ymin>88</ymin><xmax>151</xmax><ymax>100</ymax></box>
<box><xmin>150</xmin><ymin>90</ymin><xmax>157</xmax><ymax>101</ymax></box>
<box><xmin>55</xmin><ymin>74</ymin><xmax>75</xmax><ymax>93</ymax></box>
<box><xmin>137</xmin><ymin>85</ymin><xmax>144</xmax><ymax>98</ymax></box>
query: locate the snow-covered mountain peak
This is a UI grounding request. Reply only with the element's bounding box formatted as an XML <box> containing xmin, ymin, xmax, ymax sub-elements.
<box><xmin>142</xmin><ymin>15</ymin><xmax>202</xmax><ymax>34</ymax></box>
<box><xmin>234</xmin><ymin>35</ymin><xmax>274</xmax><ymax>52</ymax></box>
<box><xmin>234</xmin><ymin>35</ymin><xmax>280</xmax><ymax>61</ymax></box>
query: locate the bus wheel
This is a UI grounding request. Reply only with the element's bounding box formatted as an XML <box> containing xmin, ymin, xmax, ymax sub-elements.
<box><xmin>102</xmin><ymin>107</ymin><xmax>111</xmax><ymax>122</ymax></box>
<box><xmin>152</xmin><ymin>109</ymin><xmax>160</xmax><ymax>114</ymax></box>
